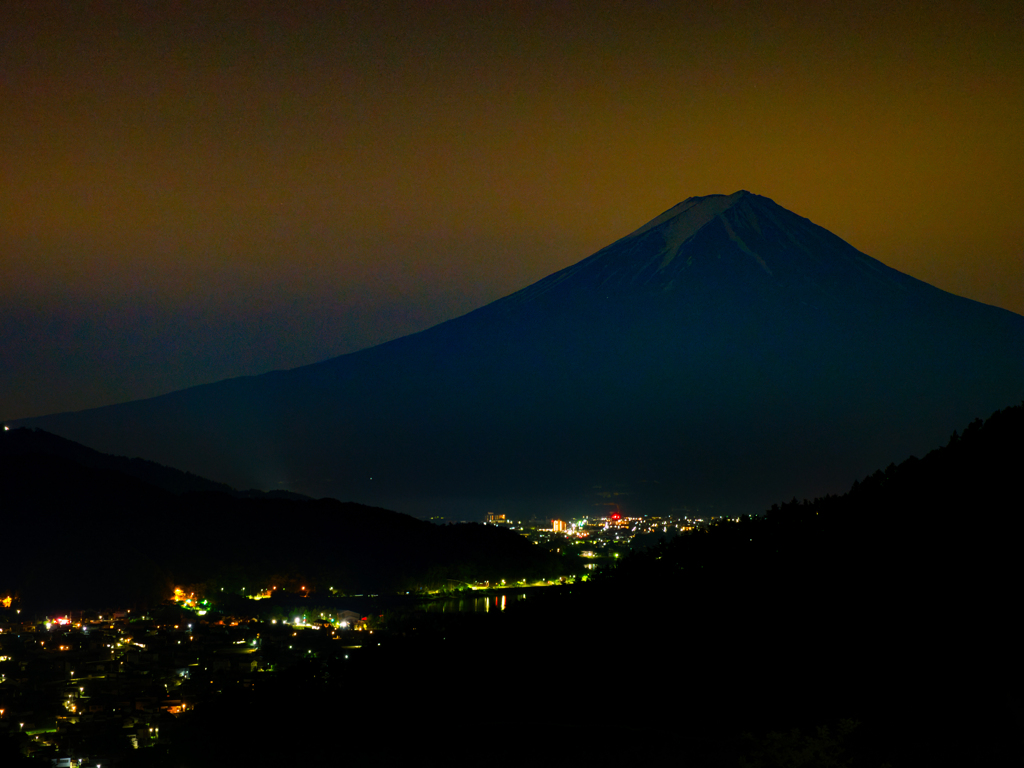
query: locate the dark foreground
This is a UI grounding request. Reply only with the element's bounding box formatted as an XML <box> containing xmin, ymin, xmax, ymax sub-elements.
<box><xmin>4</xmin><ymin>404</ymin><xmax>1023</xmax><ymax>765</ymax></box>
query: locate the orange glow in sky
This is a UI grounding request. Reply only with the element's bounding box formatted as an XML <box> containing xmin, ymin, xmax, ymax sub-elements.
<box><xmin>2</xmin><ymin>1</ymin><xmax>1022</xmax><ymax>418</ymax></box>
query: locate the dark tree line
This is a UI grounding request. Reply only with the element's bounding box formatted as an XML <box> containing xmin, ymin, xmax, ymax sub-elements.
<box><xmin>0</xmin><ymin>429</ymin><xmax>571</xmax><ymax>612</ymax></box>
<box><xmin>556</xmin><ymin>401</ymin><xmax>1024</xmax><ymax>765</ymax></box>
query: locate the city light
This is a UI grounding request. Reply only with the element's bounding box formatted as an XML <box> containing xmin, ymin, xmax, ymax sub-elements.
<box><xmin>0</xmin><ymin>509</ymin><xmax>708</xmax><ymax>761</ymax></box>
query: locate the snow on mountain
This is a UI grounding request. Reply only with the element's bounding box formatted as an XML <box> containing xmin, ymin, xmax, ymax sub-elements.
<box><xmin>15</xmin><ymin>192</ymin><xmax>1024</xmax><ymax>519</ymax></box>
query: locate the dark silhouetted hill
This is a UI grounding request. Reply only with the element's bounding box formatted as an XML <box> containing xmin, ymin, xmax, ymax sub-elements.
<box><xmin>502</xmin><ymin>401</ymin><xmax>1024</xmax><ymax>765</ymax></box>
<box><xmin>0</xmin><ymin>428</ymin><xmax>567</xmax><ymax>611</ymax></box>
<box><xmin>0</xmin><ymin>426</ymin><xmax>307</xmax><ymax>499</ymax></box>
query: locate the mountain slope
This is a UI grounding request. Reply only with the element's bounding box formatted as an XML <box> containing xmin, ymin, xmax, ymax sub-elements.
<box><xmin>15</xmin><ymin>192</ymin><xmax>1024</xmax><ymax>517</ymax></box>
<box><xmin>0</xmin><ymin>428</ymin><xmax>565</xmax><ymax>607</ymax></box>
<box><xmin>0</xmin><ymin>423</ymin><xmax>311</xmax><ymax>498</ymax></box>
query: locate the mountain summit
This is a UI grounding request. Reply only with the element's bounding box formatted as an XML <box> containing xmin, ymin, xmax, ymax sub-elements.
<box><xmin>501</xmin><ymin>190</ymin><xmax>919</xmax><ymax>303</ymax></box>
<box><xmin>16</xmin><ymin>192</ymin><xmax>1024</xmax><ymax>517</ymax></box>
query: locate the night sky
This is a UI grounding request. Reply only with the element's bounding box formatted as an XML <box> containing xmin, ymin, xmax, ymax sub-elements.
<box><xmin>3</xmin><ymin>0</ymin><xmax>1023</xmax><ymax>421</ymax></box>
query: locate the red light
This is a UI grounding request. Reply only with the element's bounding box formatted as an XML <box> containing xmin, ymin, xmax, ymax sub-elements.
<box><xmin>610</xmin><ymin>513</ymin><xmax>621</xmax><ymax>520</ymax></box>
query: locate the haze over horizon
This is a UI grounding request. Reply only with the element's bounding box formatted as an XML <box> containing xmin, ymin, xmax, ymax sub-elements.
<box><xmin>3</xmin><ymin>1</ymin><xmax>1024</xmax><ymax>420</ymax></box>
<box><xmin>16</xmin><ymin>190</ymin><xmax>1024</xmax><ymax>522</ymax></box>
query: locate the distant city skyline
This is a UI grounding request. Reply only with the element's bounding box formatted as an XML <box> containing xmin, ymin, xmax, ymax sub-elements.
<box><xmin>3</xmin><ymin>1</ymin><xmax>1023</xmax><ymax>419</ymax></box>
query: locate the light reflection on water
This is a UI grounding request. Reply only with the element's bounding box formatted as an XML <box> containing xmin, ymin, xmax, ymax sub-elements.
<box><xmin>422</xmin><ymin>593</ymin><xmax>527</xmax><ymax>613</ymax></box>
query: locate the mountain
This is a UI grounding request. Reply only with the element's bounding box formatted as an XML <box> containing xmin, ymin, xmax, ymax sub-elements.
<box><xmin>499</xmin><ymin>403</ymin><xmax>1024</xmax><ymax>765</ymax></box>
<box><xmin>0</xmin><ymin>428</ymin><xmax>565</xmax><ymax>608</ymax></box>
<box><xmin>13</xmin><ymin>191</ymin><xmax>1024</xmax><ymax>518</ymax></box>
<box><xmin>0</xmin><ymin>423</ymin><xmax>309</xmax><ymax>499</ymax></box>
